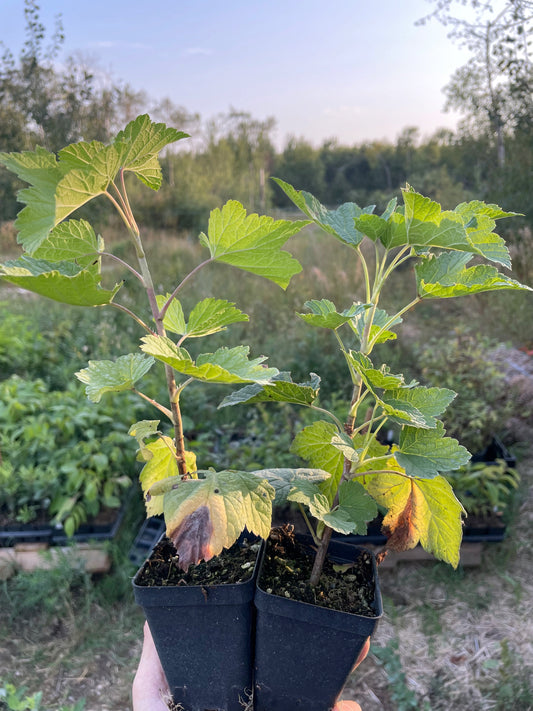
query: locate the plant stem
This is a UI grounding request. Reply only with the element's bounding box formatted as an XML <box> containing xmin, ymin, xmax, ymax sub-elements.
<box><xmin>99</xmin><ymin>251</ymin><xmax>144</xmax><ymax>282</ymax></box>
<box><xmin>159</xmin><ymin>258</ymin><xmax>213</xmax><ymax>321</ymax></box>
<box><xmin>309</xmin><ymin>404</ymin><xmax>344</xmax><ymax>432</ymax></box>
<box><xmin>109</xmin><ymin>173</ymin><xmax>189</xmax><ymax>477</ymax></box>
<box><xmin>133</xmin><ymin>390</ymin><xmax>174</xmax><ymax>421</ymax></box>
<box><xmin>110</xmin><ymin>303</ymin><xmax>155</xmax><ymax>334</ymax></box>
<box><xmin>309</xmin><ymin>455</ymin><xmax>351</xmax><ymax>586</ymax></box>
<box><xmin>298</xmin><ymin>503</ymin><xmax>320</xmax><ymax>545</ymax></box>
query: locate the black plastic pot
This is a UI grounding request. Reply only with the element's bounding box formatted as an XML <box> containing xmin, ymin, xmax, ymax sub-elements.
<box><xmin>0</xmin><ymin>521</ymin><xmax>54</xmax><ymax>548</ymax></box>
<box><xmin>132</xmin><ymin>540</ymin><xmax>262</xmax><ymax>711</ymax></box>
<box><xmin>254</xmin><ymin>538</ymin><xmax>382</xmax><ymax>711</ymax></box>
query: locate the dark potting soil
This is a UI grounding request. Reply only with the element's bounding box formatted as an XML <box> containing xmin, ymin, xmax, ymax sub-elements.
<box><xmin>135</xmin><ymin>536</ymin><xmax>260</xmax><ymax>587</ymax></box>
<box><xmin>259</xmin><ymin>526</ymin><xmax>377</xmax><ymax>617</ymax></box>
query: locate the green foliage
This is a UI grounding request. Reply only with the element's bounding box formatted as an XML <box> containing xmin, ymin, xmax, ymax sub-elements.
<box><xmin>0</xmin><ymin>376</ymin><xmax>141</xmax><ymax>532</ymax></box>
<box><xmin>415</xmin><ymin>330</ymin><xmax>514</xmax><ymax>453</ymax></box>
<box><xmin>0</xmin><ymin>114</ymin><xmax>311</xmax><ymax>569</ymax></box>
<box><xmin>445</xmin><ymin>460</ymin><xmax>520</xmax><ymax>519</ymax></box>
<box><xmin>1</xmin><ymin>112</ymin><xmax>530</xmax><ymax>580</ymax></box>
<box><xmin>373</xmin><ymin>638</ymin><xmax>430</xmax><ymax>711</ymax></box>
<box><xmin>259</xmin><ymin>179</ymin><xmax>530</xmax><ymax>574</ymax></box>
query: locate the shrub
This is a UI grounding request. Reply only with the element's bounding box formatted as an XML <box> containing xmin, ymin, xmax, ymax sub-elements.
<box><xmin>0</xmin><ymin>377</ymin><xmax>143</xmax><ymax>534</ymax></box>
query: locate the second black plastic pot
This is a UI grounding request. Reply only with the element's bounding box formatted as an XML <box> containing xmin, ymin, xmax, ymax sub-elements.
<box><xmin>253</xmin><ymin>538</ymin><xmax>383</xmax><ymax>711</ymax></box>
<box><xmin>132</xmin><ymin>541</ymin><xmax>261</xmax><ymax>711</ymax></box>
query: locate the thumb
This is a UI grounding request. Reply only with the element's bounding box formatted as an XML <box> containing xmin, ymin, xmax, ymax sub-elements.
<box><xmin>334</xmin><ymin>702</ymin><xmax>362</xmax><ymax>711</ymax></box>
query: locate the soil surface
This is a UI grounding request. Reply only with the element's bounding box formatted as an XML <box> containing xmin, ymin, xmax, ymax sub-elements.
<box><xmin>258</xmin><ymin>525</ymin><xmax>377</xmax><ymax>617</ymax></box>
<box><xmin>134</xmin><ymin>536</ymin><xmax>261</xmax><ymax>587</ymax></box>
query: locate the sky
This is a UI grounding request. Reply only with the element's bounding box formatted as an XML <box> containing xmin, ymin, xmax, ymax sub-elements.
<box><xmin>0</xmin><ymin>0</ymin><xmax>472</xmax><ymax>148</ymax></box>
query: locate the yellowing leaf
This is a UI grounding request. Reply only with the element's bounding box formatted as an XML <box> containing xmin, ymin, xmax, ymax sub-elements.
<box><xmin>363</xmin><ymin>473</ymin><xmax>464</xmax><ymax>568</ymax></box>
<box><xmin>163</xmin><ymin>471</ymin><xmax>274</xmax><ymax>570</ymax></box>
<box><xmin>139</xmin><ymin>436</ymin><xmax>197</xmax><ymax>516</ymax></box>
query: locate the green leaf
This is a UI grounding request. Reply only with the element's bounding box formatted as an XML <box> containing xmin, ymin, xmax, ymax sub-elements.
<box><xmin>415</xmin><ymin>252</ymin><xmax>532</xmax><ymax>298</ymax></box>
<box><xmin>394</xmin><ymin>422</ymin><xmax>471</xmax><ymax>478</ymax></box>
<box><xmin>290</xmin><ymin>420</ymin><xmax>344</xmax><ymax>502</ymax></box>
<box><xmin>330</xmin><ymin>432</ymin><xmax>361</xmax><ymax>463</ymax></box>
<box><xmin>364</xmin><ymin>472</ymin><xmax>464</xmax><ymax>567</ymax></box>
<box><xmin>113</xmin><ymin>114</ymin><xmax>189</xmax><ymax>190</ymax></box>
<box><xmin>0</xmin><ymin>146</ymin><xmax>67</xmax><ymax>253</ymax></box>
<box><xmin>75</xmin><ymin>353</ymin><xmax>155</xmax><ymax>402</ymax></box>
<box><xmin>353</xmin><ymin>214</ymin><xmax>388</xmax><ymax>242</ymax></box>
<box><xmin>199</xmin><ymin>199</ymin><xmax>308</xmax><ymax>288</ymax></box>
<box><xmin>0</xmin><ymin>256</ymin><xmax>121</xmax><ymax>306</ymax></box>
<box><xmin>346</xmin><ymin>352</ymin><xmax>417</xmax><ymax>395</ymax></box>
<box><xmin>334</xmin><ymin>479</ymin><xmax>379</xmax><ymax>534</ymax></box>
<box><xmin>455</xmin><ymin>200</ymin><xmax>519</xmax><ymax>267</ymax></box>
<box><xmin>350</xmin><ymin>307</ymin><xmax>403</xmax><ymax>345</ymax></box>
<box><xmin>298</xmin><ymin>299</ymin><xmax>368</xmax><ymax>330</ymax></box>
<box><xmin>381</xmin><ymin>189</ymin><xmax>470</xmax><ymax>251</ymax></box>
<box><xmin>250</xmin><ymin>467</ymin><xmax>331</xmax><ymax>504</ymax></box>
<box><xmin>156</xmin><ymin>295</ymin><xmax>248</xmax><ymax>339</ymax></box>
<box><xmin>1</xmin><ymin>116</ymin><xmax>188</xmax><ymax>253</ymax></box>
<box><xmin>272</xmin><ymin>178</ymin><xmax>375</xmax><ymax>246</ymax></box>
<box><xmin>380</xmin><ymin>386</ymin><xmax>456</xmax><ymax>429</ymax></box>
<box><xmin>218</xmin><ymin>371</ymin><xmax>321</xmax><ymax>408</ymax></box>
<box><xmin>287</xmin><ymin>479</ymin><xmax>377</xmax><ymax>534</ymax></box>
<box><xmin>140</xmin><ymin>336</ymin><xmax>278</xmax><ymax>384</ymax></box>
<box><xmin>32</xmin><ymin>219</ymin><xmax>102</xmax><ymax>267</ymax></box>
<box><xmin>156</xmin><ymin>295</ymin><xmax>187</xmax><ymax>335</ymax></box>
<box><xmin>128</xmin><ymin>420</ymin><xmax>161</xmax><ymax>461</ymax></box>
<box><xmin>163</xmin><ymin>470</ymin><xmax>275</xmax><ymax>569</ymax></box>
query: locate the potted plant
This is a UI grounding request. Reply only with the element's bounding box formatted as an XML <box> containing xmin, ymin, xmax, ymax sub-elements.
<box><xmin>2</xmin><ymin>118</ymin><xmax>531</xmax><ymax>711</ymax></box>
<box><xmin>218</xmin><ymin>178</ymin><xmax>532</xmax><ymax>710</ymax></box>
<box><xmin>0</xmin><ymin>114</ymin><xmax>314</xmax><ymax>711</ymax></box>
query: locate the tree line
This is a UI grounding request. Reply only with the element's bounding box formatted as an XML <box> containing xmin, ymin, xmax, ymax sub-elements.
<box><xmin>1</xmin><ymin>1</ymin><xmax>531</xmax><ymax>240</ymax></box>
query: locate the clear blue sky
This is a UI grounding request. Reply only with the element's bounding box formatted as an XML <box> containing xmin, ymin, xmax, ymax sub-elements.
<box><xmin>0</xmin><ymin>0</ymin><xmax>470</xmax><ymax>148</ymax></box>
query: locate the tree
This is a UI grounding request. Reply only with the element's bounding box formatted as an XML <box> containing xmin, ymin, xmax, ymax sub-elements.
<box><xmin>419</xmin><ymin>1</ymin><xmax>533</xmax><ymax>167</ymax></box>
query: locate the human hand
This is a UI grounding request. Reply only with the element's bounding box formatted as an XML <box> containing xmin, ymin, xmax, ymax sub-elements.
<box><xmin>132</xmin><ymin>622</ymin><xmax>171</xmax><ymax>711</ymax></box>
<box><xmin>132</xmin><ymin>622</ymin><xmax>370</xmax><ymax>711</ymax></box>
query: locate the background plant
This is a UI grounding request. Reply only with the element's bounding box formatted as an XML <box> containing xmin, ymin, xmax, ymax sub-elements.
<box><xmin>444</xmin><ymin>460</ymin><xmax>520</xmax><ymax>520</ymax></box>
<box><xmin>414</xmin><ymin>329</ymin><xmax>514</xmax><ymax>453</ymax></box>
<box><xmin>0</xmin><ymin>376</ymin><xmax>141</xmax><ymax>533</ymax></box>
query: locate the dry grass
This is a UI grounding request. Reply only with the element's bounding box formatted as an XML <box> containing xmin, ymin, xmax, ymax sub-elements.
<box><xmin>343</xmin><ymin>453</ymin><xmax>533</xmax><ymax>711</ymax></box>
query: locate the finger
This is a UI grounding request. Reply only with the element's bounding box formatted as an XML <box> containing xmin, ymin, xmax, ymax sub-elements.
<box><xmin>334</xmin><ymin>701</ymin><xmax>362</xmax><ymax>711</ymax></box>
<box><xmin>132</xmin><ymin>622</ymin><xmax>170</xmax><ymax>711</ymax></box>
<box><xmin>353</xmin><ymin>636</ymin><xmax>371</xmax><ymax>671</ymax></box>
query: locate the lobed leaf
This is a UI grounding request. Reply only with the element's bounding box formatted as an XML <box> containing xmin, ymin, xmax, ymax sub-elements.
<box><xmin>298</xmin><ymin>299</ymin><xmax>368</xmax><ymax>330</ymax></box>
<box><xmin>272</xmin><ymin>177</ymin><xmax>375</xmax><ymax>246</ymax></box>
<box><xmin>75</xmin><ymin>353</ymin><xmax>155</xmax><ymax>403</ymax></box>
<box><xmin>218</xmin><ymin>371</ymin><xmax>321</xmax><ymax>408</ymax></box>
<box><xmin>251</xmin><ymin>467</ymin><xmax>331</xmax><ymax>504</ymax></box>
<box><xmin>287</xmin><ymin>478</ymin><xmax>377</xmax><ymax>534</ymax></box>
<box><xmin>156</xmin><ymin>295</ymin><xmax>248</xmax><ymax>339</ymax></box>
<box><xmin>415</xmin><ymin>252</ymin><xmax>532</xmax><ymax>298</ymax></box>
<box><xmin>199</xmin><ymin>199</ymin><xmax>307</xmax><ymax>288</ymax></box>
<box><xmin>163</xmin><ymin>470</ymin><xmax>274</xmax><ymax>569</ymax></box>
<box><xmin>290</xmin><ymin>420</ymin><xmax>344</xmax><ymax>502</ymax></box>
<box><xmin>138</xmin><ymin>438</ymin><xmax>197</xmax><ymax>517</ymax></box>
<box><xmin>128</xmin><ymin>419</ymin><xmax>161</xmax><ymax>462</ymax></box>
<box><xmin>32</xmin><ymin>219</ymin><xmax>102</xmax><ymax>267</ymax></box>
<box><xmin>140</xmin><ymin>336</ymin><xmax>278</xmax><ymax>384</ymax></box>
<box><xmin>0</xmin><ymin>147</ymin><xmax>67</xmax><ymax>253</ymax></box>
<box><xmin>394</xmin><ymin>422</ymin><xmax>471</xmax><ymax>478</ymax></box>
<box><xmin>381</xmin><ymin>386</ymin><xmax>456</xmax><ymax>429</ymax></box>
<box><xmin>0</xmin><ymin>256</ymin><xmax>121</xmax><ymax>306</ymax></box>
<box><xmin>363</xmin><ymin>472</ymin><xmax>465</xmax><ymax>567</ymax></box>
